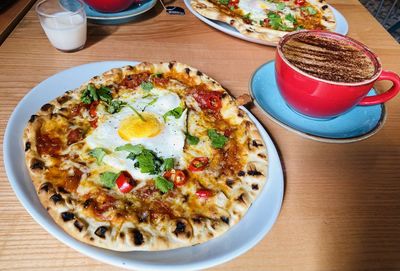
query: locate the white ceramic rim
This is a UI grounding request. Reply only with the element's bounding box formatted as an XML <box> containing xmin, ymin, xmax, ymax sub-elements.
<box><xmin>3</xmin><ymin>61</ymin><xmax>284</xmax><ymax>270</ymax></box>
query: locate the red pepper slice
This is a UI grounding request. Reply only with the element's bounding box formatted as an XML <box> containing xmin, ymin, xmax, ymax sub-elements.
<box><xmin>188</xmin><ymin>157</ymin><xmax>209</xmax><ymax>172</ymax></box>
<box><xmin>194</xmin><ymin>91</ymin><xmax>222</xmax><ymax>112</ymax></box>
<box><xmin>295</xmin><ymin>0</ymin><xmax>305</xmax><ymax>5</ymax></box>
<box><xmin>89</xmin><ymin>101</ymin><xmax>99</xmax><ymax>118</ymax></box>
<box><xmin>116</xmin><ymin>171</ymin><xmax>136</xmax><ymax>193</ymax></box>
<box><xmin>196</xmin><ymin>189</ymin><xmax>213</xmax><ymax>199</ymax></box>
<box><xmin>163</xmin><ymin>169</ymin><xmax>187</xmax><ymax>187</ymax></box>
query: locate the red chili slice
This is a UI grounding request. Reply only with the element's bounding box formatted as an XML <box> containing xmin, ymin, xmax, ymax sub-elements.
<box><xmin>67</xmin><ymin>128</ymin><xmax>83</xmax><ymax>145</ymax></box>
<box><xmin>163</xmin><ymin>169</ymin><xmax>187</xmax><ymax>187</ymax></box>
<box><xmin>295</xmin><ymin>0</ymin><xmax>305</xmax><ymax>5</ymax></box>
<box><xmin>194</xmin><ymin>91</ymin><xmax>222</xmax><ymax>112</ymax></box>
<box><xmin>89</xmin><ymin>101</ymin><xmax>99</xmax><ymax>118</ymax></box>
<box><xmin>188</xmin><ymin>157</ymin><xmax>209</xmax><ymax>172</ymax></box>
<box><xmin>116</xmin><ymin>171</ymin><xmax>136</xmax><ymax>193</ymax></box>
<box><xmin>196</xmin><ymin>189</ymin><xmax>213</xmax><ymax>199</ymax></box>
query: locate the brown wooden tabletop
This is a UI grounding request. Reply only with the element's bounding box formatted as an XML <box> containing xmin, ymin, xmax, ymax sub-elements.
<box><xmin>0</xmin><ymin>0</ymin><xmax>399</xmax><ymax>270</ymax></box>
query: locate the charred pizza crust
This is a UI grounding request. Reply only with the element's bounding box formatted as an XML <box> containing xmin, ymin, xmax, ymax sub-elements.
<box><xmin>191</xmin><ymin>0</ymin><xmax>336</xmax><ymax>44</ymax></box>
<box><xmin>23</xmin><ymin>62</ymin><xmax>268</xmax><ymax>251</ymax></box>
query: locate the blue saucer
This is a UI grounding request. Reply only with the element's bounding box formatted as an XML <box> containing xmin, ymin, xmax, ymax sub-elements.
<box><xmin>250</xmin><ymin>61</ymin><xmax>386</xmax><ymax>143</ymax></box>
<box><xmin>84</xmin><ymin>0</ymin><xmax>157</xmax><ymax>24</ymax></box>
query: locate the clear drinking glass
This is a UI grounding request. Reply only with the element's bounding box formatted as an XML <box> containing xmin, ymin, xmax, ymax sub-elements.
<box><xmin>36</xmin><ymin>0</ymin><xmax>87</xmax><ymax>52</ymax></box>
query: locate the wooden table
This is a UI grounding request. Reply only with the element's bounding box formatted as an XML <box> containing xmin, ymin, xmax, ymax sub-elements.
<box><xmin>0</xmin><ymin>0</ymin><xmax>399</xmax><ymax>270</ymax></box>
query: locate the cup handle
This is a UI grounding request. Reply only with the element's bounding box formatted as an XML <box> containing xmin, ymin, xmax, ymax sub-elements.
<box><xmin>359</xmin><ymin>70</ymin><xmax>400</xmax><ymax>106</ymax></box>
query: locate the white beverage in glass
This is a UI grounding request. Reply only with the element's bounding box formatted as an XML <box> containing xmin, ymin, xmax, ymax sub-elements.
<box><xmin>36</xmin><ymin>0</ymin><xmax>87</xmax><ymax>52</ymax></box>
<box><xmin>41</xmin><ymin>12</ymin><xmax>86</xmax><ymax>51</ymax></box>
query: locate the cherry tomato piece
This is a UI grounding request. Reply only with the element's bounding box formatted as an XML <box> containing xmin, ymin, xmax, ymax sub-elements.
<box><xmin>116</xmin><ymin>171</ymin><xmax>136</xmax><ymax>193</ymax></box>
<box><xmin>89</xmin><ymin>101</ymin><xmax>99</xmax><ymax>118</ymax></box>
<box><xmin>196</xmin><ymin>189</ymin><xmax>213</xmax><ymax>199</ymax></box>
<box><xmin>188</xmin><ymin>157</ymin><xmax>209</xmax><ymax>172</ymax></box>
<box><xmin>163</xmin><ymin>169</ymin><xmax>187</xmax><ymax>187</ymax></box>
<box><xmin>194</xmin><ymin>91</ymin><xmax>222</xmax><ymax>112</ymax></box>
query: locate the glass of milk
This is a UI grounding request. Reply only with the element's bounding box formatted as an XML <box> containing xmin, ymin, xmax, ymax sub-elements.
<box><xmin>36</xmin><ymin>0</ymin><xmax>87</xmax><ymax>52</ymax></box>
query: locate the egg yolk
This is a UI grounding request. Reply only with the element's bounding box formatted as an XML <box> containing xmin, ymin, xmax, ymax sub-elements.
<box><xmin>118</xmin><ymin>113</ymin><xmax>162</xmax><ymax>140</ymax></box>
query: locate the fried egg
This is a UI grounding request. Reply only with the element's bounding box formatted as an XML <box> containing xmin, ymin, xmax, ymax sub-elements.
<box><xmin>85</xmin><ymin>88</ymin><xmax>186</xmax><ymax>180</ymax></box>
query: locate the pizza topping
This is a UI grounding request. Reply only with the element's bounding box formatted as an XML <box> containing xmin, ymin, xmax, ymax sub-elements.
<box><xmin>140</xmin><ymin>81</ymin><xmax>154</xmax><ymax>92</ymax></box>
<box><xmin>36</xmin><ymin>134</ymin><xmax>62</xmax><ymax>156</ymax></box>
<box><xmin>120</xmin><ymin>72</ymin><xmax>151</xmax><ymax>89</ymax></box>
<box><xmin>154</xmin><ymin>176</ymin><xmax>174</xmax><ymax>193</ymax></box>
<box><xmin>195</xmin><ymin>189</ymin><xmax>213</xmax><ymax>199</ymax></box>
<box><xmin>188</xmin><ymin>157</ymin><xmax>209</xmax><ymax>171</ymax></box>
<box><xmin>115</xmin><ymin>143</ymin><xmax>144</xmax><ymax>154</ymax></box>
<box><xmin>99</xmin><ymin>172</ymin><xmax>119</xmax><ymax>189</ymax></box>
<box><xmin>67</xmin><ymin>128</ymin><xmax>83</xmax><ymax>145</ymax></box>
<box><xmin>295</xmin><ymin>0</ymin><xmax>305</xmax><ymax>5</ymax></box>
<box><xmin>89</xmin><ymin>147</ymin><xmax>107</xmax><ymax>165</ymax></box>
<box><xmin>65</xmin><ymin>167</ymin><xmax>83</xmax><ymax>192</ymax></box>
<box><xmin>163</xmin><ymin>106</ymin><xmax>184</xmax><ymax>122</ymax></box>
<box><xmin>186</xmin><ymin>133</ymin><xmax>199</xmax><ymax>145</ymax></box>
<box><xmin>193</xmin><ymin>91</ymin><xmax>222</xmax><ymax>112</ymax></box>
<box><xmin>163</xmin><ymin>169</ymin><xmax>187</xmax><ymax>187</ymax></box>
<box><xmin>208</xmin><ymin>129</ymin><xmax>228</xmax><ymax>149</ymax></box>
<box><xmin>116</xmin><ymin>171</ymin><xmax>137</xmax><ymax>193</ymax></box>
<box><xmin>89</xmin><ymin>101</ymin><xmax>99</xmax><ymax>118</ymax></box>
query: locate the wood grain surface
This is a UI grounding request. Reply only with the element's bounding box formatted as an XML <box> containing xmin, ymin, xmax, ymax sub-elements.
<box><xmin>0</xmin><ymin>0</ymin><xmax>37</xmax><ymax>44</ymax></box>
<box><xmin>0</xmin><ymin>0</ymin><xmax>399</xmax><ymax>270</ymax></box>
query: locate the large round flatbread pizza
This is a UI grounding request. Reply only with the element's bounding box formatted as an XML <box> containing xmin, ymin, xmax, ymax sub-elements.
<box><xmin>191</xmin><ymin>0</ymin><xmax>336</xmax><ymax>44</ymax></box>
<box><xmin>23</xmin><ymin>61</ymin><xmax>268</xmax><ymax>251</ymax></box>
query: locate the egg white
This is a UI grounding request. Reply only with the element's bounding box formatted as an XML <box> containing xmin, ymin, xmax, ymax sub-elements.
<box><xmin>85</xmin><ymin>88</ymin><xmax>186</xmax><ymax>180</ymax></box>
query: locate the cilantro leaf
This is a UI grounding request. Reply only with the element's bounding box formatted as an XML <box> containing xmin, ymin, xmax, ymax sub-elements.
<box><xmin>208</xmin><ymin>129</ymin><xmax>228</xmax><ymax>149</ymax></box>
<box><xmin>218</xmin><ymin>0</ymin><xmax>229</xmax><ymax>5</ymax></box>
<box><xmin>186</xmin><ymin>133</ymin><xmax>199</xmax><ymax>145</ymax></box>
<box><xmin>276</xmin><ymin>3</ymin><xmax>285</xmax><ymax>10</ymax></box>
<box><xmin>161</xmin><ymin>158</ymin><xmax>174</xmax><ymax>171</ymax></box>
<box><xmin>136</xmin><ymin>150</ymin><xmax>156</xmax><ymax>173</ymax></box>
<box><xmin>115</xmin><ymin>144</ymin><xmax>144</xmax><ymax>155</ymax></box>
<box><xmin>243</xmin><ymin>13</ymin><xmax>251</xmax><ymax>19</ymax></box>
<box><xmin>107</xmin><ymin>100</ymin><xmax>127</xmax><ymax>114</ymax></box>
<box><xmin>285</xmin><ymin>13</ymin><xmax>296</xmax><ymax>23</ymax></box>
<box><xmin>81</xmin><ymin>84</ymin><xmax>98</xmax><ymax>104</ymax></box>
<box><xmin>163</xmin><ymin>106</ymin><xmax>184</xmax><ymax>122</ymax></box>
<box><xmin>155</xmin><ymin>176</ymin><xmax>174</xmax><ymax>193</ymax></box>
<box><xmin>97</xmin><ymin>87</ymin><xmax>113</xmax><ymax>103</ymax></box>
<box><xmin>141</xmin><ymin>82</ymin><xmax>154</xmax><ymax>92</ymax></box>
<box><xmin>143</xmin><ymin>98</ymin><xmax>158</xmax><ymax>111</ymax></box>
<box><xmin>307</xmin><ymin>6</ymin><xmax>317</xmax><ymax>15</ymax></box>
<box><xmin>89</xmin><ymin>148</ymin><xmax>107</xmax><ymax>165</ymax></box>
<box><xmin>100</xmin><ymin>172</ymin><xmax>119</xmax><ymax>188</ymax></box>
<box><xmin>296</xmin><ymin>25</ymin><xmax>305</xmax><ymax>30</ymax></box>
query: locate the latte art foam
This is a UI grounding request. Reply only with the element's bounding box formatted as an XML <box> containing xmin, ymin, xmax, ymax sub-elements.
<box><xmin>282</xmin><ymin>33</ymin><xmax>376</xmax><ymax>83</ymax></box>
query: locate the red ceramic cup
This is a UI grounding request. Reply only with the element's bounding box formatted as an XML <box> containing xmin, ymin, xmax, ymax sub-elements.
<box><xmin>275</xmin><ymin>30</ymin><xmax>400</xmax><ymax>119</ymax></box>
<box><xmin>83</xmin><ymin>0</ymin><xmax>139</xmax><ymax>13</ymax></box>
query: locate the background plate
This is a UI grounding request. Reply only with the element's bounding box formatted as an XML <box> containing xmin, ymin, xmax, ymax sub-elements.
<box><xmin>84</xmin><ymin>0</ymin><xmax>157</xmax><ymax>24</ymax></box>
<box><xmin>4</xmin><ymin>61</ymin><xmax>284</xmax><ymax>270</ymax></box>
<box><xmin>184</xmin><ymin>0</ymin><xmax>349</xmax><ymax>46</ymax></box>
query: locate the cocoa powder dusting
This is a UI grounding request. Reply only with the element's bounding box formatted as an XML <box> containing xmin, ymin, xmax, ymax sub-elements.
<box><xmin>282</xmin><ymin>34</ymin><xmax>376</xmax><ymax>83</ymax></box>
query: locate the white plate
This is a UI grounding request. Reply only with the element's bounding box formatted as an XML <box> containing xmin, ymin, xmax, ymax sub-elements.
<box><xmin>4</xmin><ymin>61</ymin><xmax>284</xmax><ymax>270</ymax></box>
<box><xmin>184</xmin><ymin>0</ymin><xmax>349</xmax><ymax>46</ymax></box>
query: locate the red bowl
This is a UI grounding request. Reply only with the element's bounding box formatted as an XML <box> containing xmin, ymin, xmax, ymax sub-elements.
<box><xmin>83</xmin><ymin>0</ymin><xmax>139</xmax><ymax>13</ymax></box>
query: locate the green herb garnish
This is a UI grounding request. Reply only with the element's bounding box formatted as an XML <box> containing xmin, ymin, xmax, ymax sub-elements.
<box><xmin>100</xmin><ymin>172</ymin><xmax>119</xmax><ymax>188</ymax></box>
<box><xmin>81</xmin><ymin>84</ymin><xmax>98</xmax><ymax>104</ymax></box>
<box><xmin>141</xmin><ymin>82</ymin><xmax>154</xmax><ymax>92</ymax></box>
<box><xmin>107</xmin><ymin>100</ymin><xmax>126</xmax><ymax>114</ymax></box>
<box><xmin>161</xmin><ymin>158</ymin><xmax>174</xmax><ymax>171</ymax></box>
<box><xmin>163</xmin><ymin>106</ymin><xmax>184</xmax><ymax>122</ymax></box>
<box><xmin>155</xmin><ymin>176</ymin><xmax>174</xmax><ymax>193</ymax></box>
<box><xmin>88</xmin><ymin>148</ymin><xmax>107</xmax><ymax>165</ymax></box>
<box><xmin>136</xmin><ymin>150</ymin><xmax>156</xmax><ymax>173</ymax></box>
<box><xmin>285</xmin><ymin>13</ymin><xmax>296</xmax><ymax>23</ymax></box>
<box><xmin>115</xmin><ymin>144</ymin><xmax>144</xmax><ymax>154</ymax></box>
<box><xmin>218</xmin><ymin>0</ymin><xmax>229</xmax><ymax>5</ymax></box>
<box><xmin>207</xmin><ymin>129</ymin><xmax>228</xmax><ymax>149</ymax></box>
<box><xmin>186</xmin><ymin>133</ymin><xmax>199</xmax><ymax>145</ymax></box>
<box><xmin>276</xmin><ymin>3</ymin><xmax>285</xmax><ymax>10</ymax></box>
